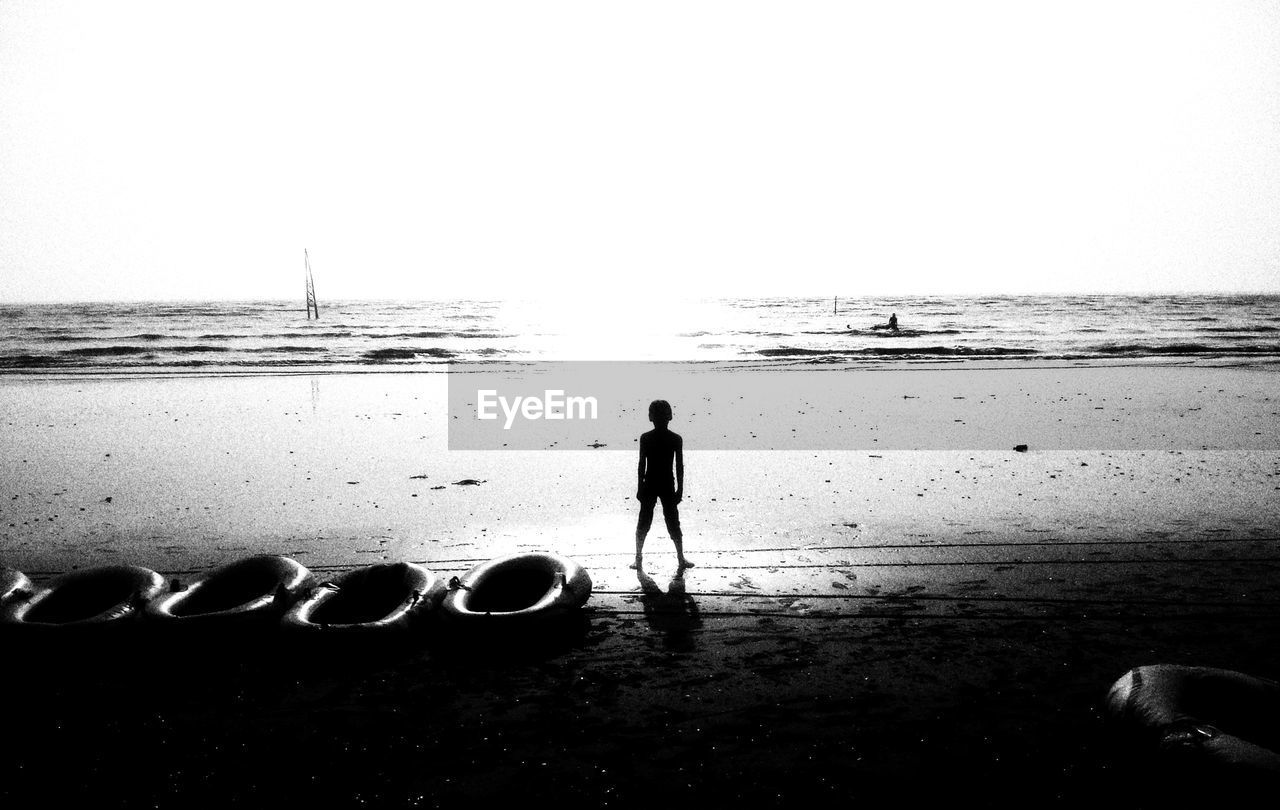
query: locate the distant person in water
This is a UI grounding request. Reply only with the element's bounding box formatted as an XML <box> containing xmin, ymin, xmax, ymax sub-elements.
<box><xmin>632</xmin><ymin>399</ymin><xmax>692</xmax><ymax>571</ymax></box>
<box><xmin>888</xmin><ymin>313</ymin><xmax>899</xmax><ymax>331</ymax></box>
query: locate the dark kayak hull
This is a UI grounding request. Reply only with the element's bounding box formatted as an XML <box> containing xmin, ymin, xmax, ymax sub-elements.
<box><xmin>1</xmin><ymin>565</ymin><xmax>165</xmax><ymax>632</ymax></box>
<box><xmin>144</xmin><ymin>554</ymin><xmax>311</xmax><ymax>630</ymax></box>
<box><xmin>283</xmin><ymin>562</ymin><xmax>445</xmax><ymax>637</ymax></box>
<box><xmin>441</xmin><ymin>552</ymin><xmax>592</xmax><ymax>626</ymax></box>
<box><xmin>1107</xmin><ymin>664</ymin><xmax>1280</xmax><ymax>796</ymax></box>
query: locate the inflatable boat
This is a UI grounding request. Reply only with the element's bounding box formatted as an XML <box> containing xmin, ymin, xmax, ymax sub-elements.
<box><xmin>1</xmin><ymin>569</ymin><xmax>32</xmax><ymax>607</ymax></box>
<box><xmin>0</xmin><ymin>565</ymin><xmax>164</xmax><ymax>631</ymax></box>
<box><xmin>1107</xmin><ymin>664</ymin><xmax>1280</xmax><ymax>784</ymax></box>
<box><xmin>441</xmin><ymin>552</ymin><xmax>592</xmax><ymax>626</ymax></box>
<box><xmin>282</xmin><ymin>562</ymin><xmax>445</xmax><ymax>637</ymax></box>
<box><xmin>145</xmin><ymin>554</ymin><xmax>311</xmax><ymax>629</ymax></box>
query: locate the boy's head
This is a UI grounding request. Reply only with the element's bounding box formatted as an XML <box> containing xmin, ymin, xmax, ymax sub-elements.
<box><xmin>648</xmin><ymin>399</ymin><xmax>673</xmax><ymax>425</ymax></box>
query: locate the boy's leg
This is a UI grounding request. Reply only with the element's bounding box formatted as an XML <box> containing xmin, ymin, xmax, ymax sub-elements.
<box><xmin>632</xmin><ymin>495</ymin><xmax>657</xmax><ymax>569</ymax></box>
<box><xmin>659</xmin><ymin>493</ymin><xmax>692</xmax><ymax>568</ymax></box>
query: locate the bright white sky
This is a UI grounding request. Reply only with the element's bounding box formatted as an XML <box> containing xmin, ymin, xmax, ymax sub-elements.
<box><xmin>1</xmin><ymin>1</ymin><xmax>1278</xmax><ymax>302</ymax></box>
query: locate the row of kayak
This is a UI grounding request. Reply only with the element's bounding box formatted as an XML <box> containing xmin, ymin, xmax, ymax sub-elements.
<box><xmin>0</xmin><ymin>551</ymin><xmax>593</xmax><ymax>637</ymax></box>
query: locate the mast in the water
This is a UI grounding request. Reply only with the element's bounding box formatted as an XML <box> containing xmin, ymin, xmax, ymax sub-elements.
<box><xmin>305</xmin><ymin>249</ymin><xmax>319</xmax><ymax>319</ymax></box>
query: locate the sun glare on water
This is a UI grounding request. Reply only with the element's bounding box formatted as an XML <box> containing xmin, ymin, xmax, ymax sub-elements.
<box><xmin>497</xmin><ymin>296</ymin><xmax>720</xmax><ymax>361</ymax></box>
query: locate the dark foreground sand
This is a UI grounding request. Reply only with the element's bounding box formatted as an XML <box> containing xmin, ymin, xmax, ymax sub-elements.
<box><xmin>2</xmin><ymin>364</ymin><xmax>1279</xmax><ymax>807</ymax></box>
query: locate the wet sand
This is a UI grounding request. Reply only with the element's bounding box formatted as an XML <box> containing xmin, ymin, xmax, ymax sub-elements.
<box><xmin>2</xmin><ymin>365</ymin><xmax>1279</xmax><ymax>806</ymax></box>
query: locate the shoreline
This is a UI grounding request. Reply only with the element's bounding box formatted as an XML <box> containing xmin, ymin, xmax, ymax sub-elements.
<box><xmin>3</xmin><ymin>353</ymin><xmax>1280</xmax><ymax>380</ymax></box>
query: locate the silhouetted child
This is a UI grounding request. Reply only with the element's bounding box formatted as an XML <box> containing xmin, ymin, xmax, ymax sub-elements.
<box><xmin>632</xmin><ymin>399</ymin><xmax>692</xmax><ymax>571</ymax></box>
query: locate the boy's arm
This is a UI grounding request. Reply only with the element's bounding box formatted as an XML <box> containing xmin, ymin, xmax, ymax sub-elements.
<box><xmin>675</xmin><ymin>435</ymin><xmax>684</xmax><ymax>501</ymax></box>
<box><xmin>636</xmin><ymin>435</ymin><xmax>647</xmax><ymax>498</ymax></box>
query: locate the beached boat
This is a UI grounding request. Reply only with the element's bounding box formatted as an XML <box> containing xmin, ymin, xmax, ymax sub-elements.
<box><xmin>145</xmin><ymin>554</ymin><xmax>311</xmax><ymax>629</ymax></box>
<box><xmin>1107</xmin><ymin>664</ymin><xmax>1280</xmax><ymax>778</ymax></box>
<box><xmin>282</xmin><ymin>562</ymin><xmax>446</xmax><ymax>636</ymax></box>
<box><xmin>440</xmin><ymin>552</ymin><xmax>592</xmax><ymax>625</ymax></box>
<box><xmin>0</xmin><ymin>565</ymin><xmax>165</xmax><ymax>630</ymax></box>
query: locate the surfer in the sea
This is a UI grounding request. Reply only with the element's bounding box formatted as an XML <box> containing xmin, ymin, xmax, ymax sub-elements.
<box><xmin>632</xmin><ymin>399</ymin><xmax>692</xmax><ymax>571</ymax></box>
<box><xmin>869</xmin><ymin>313</ymin><xmax>901</xmax><ymax>332</ymax></box>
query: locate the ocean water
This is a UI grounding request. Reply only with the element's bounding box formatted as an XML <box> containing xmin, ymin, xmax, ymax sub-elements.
<box><xmin>1</xmin><ymin>295</ymin><xmax>1278</xmax><ymax>372</ymax></box>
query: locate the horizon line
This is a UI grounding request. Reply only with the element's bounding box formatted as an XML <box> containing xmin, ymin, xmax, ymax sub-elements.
<box><xmin>4</xmin><ymin>290</ymin><xmax>1280</xmax><ymax>306</ymax></box>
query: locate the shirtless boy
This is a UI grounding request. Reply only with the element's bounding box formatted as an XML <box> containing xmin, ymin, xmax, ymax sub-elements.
<box><xmin>632</xmin><ymin>399</ymin><xmax>692</xmax><ymax>571</ymax></box>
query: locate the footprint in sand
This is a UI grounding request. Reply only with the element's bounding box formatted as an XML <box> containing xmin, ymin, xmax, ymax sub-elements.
<box><xmin>729</xmin><ymin>575</ymin><xmax>761</xmax><ymax>591</ymax></box>
<box><xmin>453</xmin><ymin>479</ymin><xmax>486</xmax><ymax>486</ymax></box>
